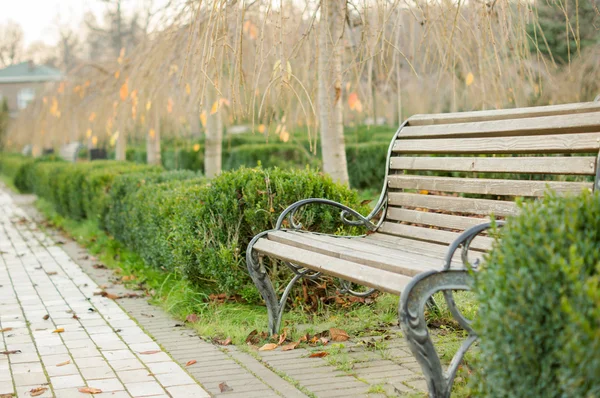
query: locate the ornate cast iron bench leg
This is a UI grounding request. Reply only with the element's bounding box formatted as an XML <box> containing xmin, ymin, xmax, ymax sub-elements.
<box><xmin>399</xmin><ymin>222</ymin><xmax>504</xmax><ymax>398</ymax></box>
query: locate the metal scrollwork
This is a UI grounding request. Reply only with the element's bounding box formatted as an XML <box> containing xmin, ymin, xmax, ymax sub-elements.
<box><xmin>399</xmin><ymin>221</ymin><xmax>505</xmax><ymax>398</ymax></box>
<box><xmin>247</xmin><ymin>121</ymin><xmax>410</xmax><ymax>335</ymax></box>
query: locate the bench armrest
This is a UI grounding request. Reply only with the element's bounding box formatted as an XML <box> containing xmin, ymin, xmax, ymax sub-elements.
<box><xmin>443</xmin><ymin>220</ymin><xmax>506</xmax><ymax>271</ymax></box>
<box><xmin>274</xmin><ymin>198</ymin><xmax>377</xmax><ymax>231</ymax></box>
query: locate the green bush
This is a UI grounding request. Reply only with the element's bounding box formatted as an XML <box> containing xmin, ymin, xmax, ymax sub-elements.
<box><xmin>224</xmin><ymin>143</ymin><xmax>319</xmax><ymax>171</ymax></box>
<box><xmin>105</xmin><ymin>169</ymin><xmax>201</xmax><ymax>246</ymax></box>
<box><xmin>346</xmin><ymin>142</ymin><xmax>389</xmax><ymax>190</ymax></box>
<box><xmin>25</xmin><ymin>160</ymin><xmax>159</xmax><ymax>223</ymax></box>
<box><xmin>473</xmin><ymin>191</ymin><xmax>600</xmax><ymax>397</ymax></box>
<box><xmin>171</xmin><ymin>166</ymin><xmax>367</xmax><ymax>297</ymax></box>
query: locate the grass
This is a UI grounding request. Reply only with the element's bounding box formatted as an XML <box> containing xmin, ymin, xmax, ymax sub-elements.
<box><xmin>33</xmin><ymin>197</ymin><xmax>404</xmax><ymax>345</ymax></box>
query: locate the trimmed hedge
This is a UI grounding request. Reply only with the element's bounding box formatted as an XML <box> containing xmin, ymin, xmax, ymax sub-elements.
<box><xmin>104</xmin><ymin>166</ymin><xmax>367</xmax><ymax>298</ymax></box>
<box><xmin>224</xmin><ymin>143</ymin><xmax>319</xmax><ymax>171</ymax></box>
<box><xmin>346</xmin><ymin>142</ymin><xmax>389</xmax><ymax>190</ymax></box>
<box><xmin>1</xmin><ymin>158</ymin><xmax>366</xmax><ymax>299</ymax></box>
<box><xmin>474</xmin><ymin>191</ymin><xmax>600</xmax><ymax>397</ymax></box>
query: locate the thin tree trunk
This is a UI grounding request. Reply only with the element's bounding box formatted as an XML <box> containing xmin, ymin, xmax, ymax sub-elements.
<box><xmin>318</xmin><ymin>0</ymin><xmax>349</xmax><ymax>185</ymax></box>
<box><xmin>204</xmin><ymin>86</ymin><xmax>222</xmax><ymax>178</ymax></box>
<box><xmin>115</xmin><ymin>108</ymin><xmax>126</xmax><ymax>161</ymax></box>
<box><xmin>146</xmin><ymin>108</ymin><xmax>161</xmax><ymax>165</ymax></box>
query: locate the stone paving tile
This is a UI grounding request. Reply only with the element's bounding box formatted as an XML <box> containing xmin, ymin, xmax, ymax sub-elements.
<box><xmin>0</xmin><ymin>191</ymin><xmax>210</xmax><ymax>398</ymax></box>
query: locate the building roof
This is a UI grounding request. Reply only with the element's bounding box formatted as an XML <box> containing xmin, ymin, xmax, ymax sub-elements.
<box><xmin>0</xmin><ymin>62</ymin><xmax>63</xmax><ymax>83</ymax></box>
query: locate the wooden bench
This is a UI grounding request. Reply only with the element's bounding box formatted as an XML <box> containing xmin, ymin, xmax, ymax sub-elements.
<box><xmin>59</xmin><ymin>142</ymin><xmax>84</xmax><ymax>162</ymax></box>
<box><xmin>246</xmin><ymin>100</ymin><xmax>600</xmax><ymax>397</ymax></box>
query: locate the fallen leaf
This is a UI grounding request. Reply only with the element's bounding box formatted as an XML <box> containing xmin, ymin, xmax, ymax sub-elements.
<box><xmin>43</xmin><ymin>314</ymin><xmax>49</xmax><ymax>320</ymax></box>
<box><xmin>46</xmin><ymin>271</ymin><xmax>58</xmax><ymax>275</ymax></box>
<box><xmin>78</xmin><ymin>387</ymin><xmax>102</xmax><ymax>394</ymax></box>
<box><xmin>281</xmin><ymin>341</ymin><xmax>299</xmax><ymax>351</ymax></box>
<box><xmin>56</xmin><ymin>360</ymin><xmax>70</xmax><ymax>367</ymax></box>
<box><xmin>29</xmin><ymin>387</ymin><xmax>47</xmax><ymax>396</ymax></box>
<box><xmin>258</xmin><ymin>343</ymin><xmax>278</xmax><ymax>351</ymax></box>
<box><xmin>309</xmin><ymin>351</ymin><xmax>328</xmax><ymax>358</ymax></box>
<box><xmin>93</xmin><ymin>264</ymin><xmax>107</xmax><ymax>269</ymax></box>
<box><xmin>186</xmin><ymin>314</ymin><xmax>199</xmax><ymax>323</ymax></box>
<box><xmin>217</xmin><ymin>338</ymin><xmax>232</xmax><ymax>346</ymax></box>
<box><xmin>319</xmin><ymin>337</ymin><xmax>329</xmax><ymax>345</ymax></box>
<box><xmin>330</xmin><ymin>328</ymin><xmax>350</xmax><ymax>342</ymax></box>
<box><xmin>72</xmin><ymin>314</ymin><xmax>80</xmax><ymax>320</ymax></box>
<box><xmin>185</xmin><ymin>360</ymin><xmax>197</xmax><ymax>366</ymax></box>
<box><xmin>53</xmin><ymin>328</ymin><xmax>65</xmax><ymax>333</ymax></box>
<box><xmin>245</xmin><ymin>330</ymin><xmax>259</xmax><ymax>345</ymax></box>
<box><xmin>1</xmin><ymin>350</ymin><xmax>21</xmax><ymax>355</ymax></box>
<box><xmin>277</xmin><ymin>330</ymin><xmax>287</xmax><ymax>345</ymax></box>
<box><xmin>138</xmin><ymin>350</ymin><xmax>161</xmax><ymax>355</ymax></box>
<box><xmin>0</xmin><ymin>328</ymin><xmax>12</xmax><ymax>333</ymax></box>
<box><xmin>219</xmin><ymin>382</ymin><xmax>233</xmax><ymax>392</ymax></box>
<box><xmin>299</xmin><ymin>334</ymin><xmax>308</xmax><ymax>343</ymax></box>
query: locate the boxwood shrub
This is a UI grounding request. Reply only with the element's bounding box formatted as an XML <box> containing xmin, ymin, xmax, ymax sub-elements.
<box><xmin>473</xmin><ymin>191</ymin><xmax>600</xmax><ymax>397</ymax></box>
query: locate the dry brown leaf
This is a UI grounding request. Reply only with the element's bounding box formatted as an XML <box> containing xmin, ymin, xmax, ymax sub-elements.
<box><xmin>281</xmin><ymin>341</ymin><xmax>299</xmax><ymax>351</ymax></box>
<box><xmin>329</xmin><ymin>328</ymin><xmax>350</xmax><ymax>342</ymax></box>
<box><xmin>1</xmin><ymin>350</ymin><xmax>21</xmax><ymax>355</ymax></box>
<box><xmin>309</xmin><ymin>351</ymin><xmax>328</xmax><ymax>358</ymax></box>
<box><xmin>277</xmin><ymin>330</ymin><xmax>287</xmax><ymax>345</ymax></box>
<box><xmin>217</xmin><ymin>338</ymin><xmax>232</xmax><ymax>346</ymax></box>
<box><xmin>78</xmin><ymin>387</ymin><xmax>102</xmax><ymax>394</ymax></box>
<box><xmin>53</xmin><ymin>328</ymin><xmax>65</xmax><ymax>333</ymax></box>
<box><xmin>245</xmin><ymin>329</ymin><xmax>259</xmax><ymax>345</ymax></box>
<box><xmin>30</xmin><ymin>387</ymin><xmax>47</xmax><ymax>396</ymax></box>
<box><xmin>319</xmin><ymin>337</ymin><xmax>329</xmax><ymax>345</ymax></box>
<box><xmin>186</xmin><ymin>314</ymin><xmax>199</xmax><ymax>323</ymax></box>
<box><xmin>56</xmin><ymin>360</ymin><xmax>70</xmax><ymax>367</ymax></box>
<box><xmin>258</xmin><ymin>343</ymin><xmax>278</xmax><ymax>351</ymax></box>
<box><xmin>298</xmin><ymin>334</ymin><xmax>308</xmax><ymax>342</ymax></box>
<box><xmin>46</xmin><ymin>271</ymin><xmax>58</xmax><ymax>275</ymax></box>
<box><xmin>185</xmin><ymin>360</ymin><xmax>197</xmax><ymax>366</ymax></box>
<box><xmin>42</xmin><ymin>314</ymin><xmax>49</xmax><ymax>320</ymax></box>
<box><xmin>138</xmin><ymin>350</ymin><xmax>161</xmax><ymax>355</ymax></box>
<box><xmin>0</xmin><ymin>328</ymin><xmax>12</xmax><ymax>333</ymax></box>
<box><xmin>219</xmin><ymin>382</ymin><xmax>233</xmax><ymax>392</ymax></box>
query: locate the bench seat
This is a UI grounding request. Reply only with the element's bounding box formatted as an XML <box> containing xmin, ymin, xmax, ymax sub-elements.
<box><xmin>246</xmin><ymin>99</ymin><xmax>600</xmax><ymax>398</ymax></box>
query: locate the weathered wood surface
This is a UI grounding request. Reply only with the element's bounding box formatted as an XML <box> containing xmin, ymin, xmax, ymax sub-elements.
<box><xmin>387</xmin><ymin>175</ymin><xmax>592</xmax><ymax>197</ymax></box>
<box><xmin>389</xmin><ymin>156</ymin><xmax>597</xmax><ymax>175</ymax></box>
<box><xmin>393</xmin><ymin>132</ymin><xmax>600</xmax><ymax>154</ymax></box>
<box><xmin>407</xmin><ymin>101</ymin><xmax>600</xmax><ymax>126</ymax></box>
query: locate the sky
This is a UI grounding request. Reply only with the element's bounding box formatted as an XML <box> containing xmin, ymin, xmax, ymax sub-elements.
<box><xmin>0</xmin><ymin>1</ymin><xmax>169</xmax><ymax>47</ymax></box>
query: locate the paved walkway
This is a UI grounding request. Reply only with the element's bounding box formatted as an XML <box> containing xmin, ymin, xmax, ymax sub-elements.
<box><xmin>1</xmin><ymin>187</ymin><xmax>427</xmax><ymax>398</ymax></box>
<box><xmin>0</xmin><ymin>192</ymin><xmax>209</xmax><ymax>398</ymax></box>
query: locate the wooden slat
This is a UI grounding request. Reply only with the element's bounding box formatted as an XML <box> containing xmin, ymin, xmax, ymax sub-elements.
<box><xmin>378</xmin><ymin>222</ymin><xmax>493</xmax><ymax>251</ymax></box>
<box><xmin>267</xmin><ymin>231</ymin><xmax>438</xmax><ymax>275</ymax></box>
<box><xmin>385</xmin><ymin>208</ymin><xmax>489</xmax><ymax>231</ymax></box>
<box><xmin>407</xmin><ymin>101</ymin><xmax>600</xmax><ymax>126</ymax></box>
<box><xmin>388</xmin><ymin>192</ymin><xmax>519</xmax><ymax>217</ymax></box>
<box><xmin>363</xmin><ymin>234</ymin><xmax>453</xmax><ymax>258</ymax></box>
<box><xmin>401</xmin><ymin>112</ymin><xmax>600</xmax><ymax>139</ymax></box>
<box><xmin>389</xmin><ymin>156</ymin><xmax>597</xmax><ymax>175</ymax></box>
<box><xmin>393</xmin><ymin>132</ymin><xmax>600</xmax><ymax>154</ymax></box>
<box><xmin>388</xmin><ymin>175</ymin><xmax>592</xmax><ymax>197</ymax></box>
<box><xmin>253</xmin><ymin>239</ymin><xmax>410</xmax><ymax>295</ymax></box>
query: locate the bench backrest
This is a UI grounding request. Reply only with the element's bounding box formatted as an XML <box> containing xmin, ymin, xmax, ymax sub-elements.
<box><xmin>59</xmin><ymin>142</ymin><xmax>84</xmax><ymax>163</ymax></box>
<box><xmin>381</xmin><ymin>101</ymin><xmax>600</xmax><ymax>247</ymax></box>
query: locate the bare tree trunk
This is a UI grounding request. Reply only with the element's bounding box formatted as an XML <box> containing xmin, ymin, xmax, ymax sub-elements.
<box><xmin>146</xmin><ymin>108</ymin><xmax>161</xmax><ymax>165</ymax></box>
<box><xmin>204</xmin><ymin>86</ymin><xmax>222</xmax><ymax>178</ymax></box>
<box><xmin>318</xmin><ymin>0</ymin><xmax>349</xmax><ymax>185</ymax></box>
<box><xmin>115</xmin><ymin>108</ymin><xmax>127</xmax><ymax>161</ymax></box>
